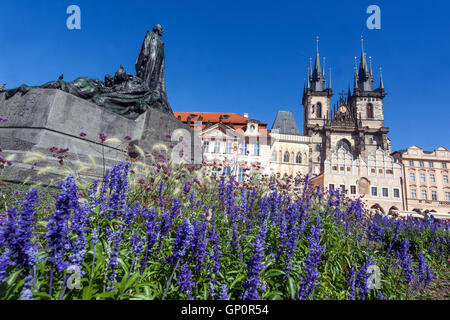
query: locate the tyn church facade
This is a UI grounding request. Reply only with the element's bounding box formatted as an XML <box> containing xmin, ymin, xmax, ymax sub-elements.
<box><xmin>302</xmin><ymin>40</ymin><xmax>390</xmax><ymax>174</ymax></box>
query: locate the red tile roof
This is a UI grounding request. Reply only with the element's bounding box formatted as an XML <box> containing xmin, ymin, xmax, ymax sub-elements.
<box><xmin>173</xmin><ymin>112</ymin><xmax>268</xmax><ymax>131</ymax></box>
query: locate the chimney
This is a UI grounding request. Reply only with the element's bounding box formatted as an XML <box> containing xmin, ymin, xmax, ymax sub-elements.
<box><xmin>244</xmin><ymin>113</ymin><xmax>249</xmax><ymax>118</ymax></box>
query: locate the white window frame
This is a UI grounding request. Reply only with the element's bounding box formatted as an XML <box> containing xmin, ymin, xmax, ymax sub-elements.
<box><xmin>371</xmin><ymin>186</ymin><xmax>378</xmax><ymax>197</ymax></box>
<box><xmin>431</xmin><ymin>190</ymin><xmax>438</xmax><ymax>201</ymax></box>
<box><xmin>393</xmin><ymin>188</ymin><xmax>400</xmax><ymax>198</ymax></box>
<box><xmin>421</xmin><ymin>190</ymin><xmax>428</xmax><ymax>200</ymax></box>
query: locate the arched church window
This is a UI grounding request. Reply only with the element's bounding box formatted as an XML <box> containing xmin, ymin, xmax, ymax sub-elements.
<box><xmin>284</xmin><ymin>152</ymin><xmax>290</xmax><ymax>163</ymax></box>
<box><xmin>337</xmin><ymin>139</ymin><xmax>352</xmax><ymax>153</ymax></box>
<box><xmin>272</xmin><ymin>150</ymin><xmax>277</xmax><ymax>161</ymax></box>
<box><xmin>317</xmin><ymin>103</ymin><xmax>322</xmax><ymax>118</ymax></box>
<box><xmin>296</xmin><ymin>153</ymin><xmax>302</xmax><ymax>164</ymax></box>
<box><xmin>367</xmin><ymin>104</ymin><xmax>374</xmax><ymax>119</ymax></box>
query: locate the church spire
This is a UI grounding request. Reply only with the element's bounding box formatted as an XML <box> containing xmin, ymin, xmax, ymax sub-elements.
<box><xmin>310</xmin><ymin>36</ymin><xmax>325</xmax><ymax>92</ymax></box>
<box><xmin>357</xmin><ymin>36</ymin><xmax>374</xmax><ymax>91</ymax></box>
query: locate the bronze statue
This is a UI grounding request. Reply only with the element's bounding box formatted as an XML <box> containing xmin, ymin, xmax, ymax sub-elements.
<box><xmin>4</xmin><ymin>25</ymin><xmax>173</xmax><ymax>120</ymax></box>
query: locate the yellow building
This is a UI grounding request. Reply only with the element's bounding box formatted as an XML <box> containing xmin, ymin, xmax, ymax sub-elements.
<box><xmin>392</xmin><ymin>146</ymin><xmax>450</xmax><ymax>214</ymax></box>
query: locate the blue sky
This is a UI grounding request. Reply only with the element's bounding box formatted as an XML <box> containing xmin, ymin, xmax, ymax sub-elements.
<box><xmin>0</xmin><ymin>0</ymin><xmax>449</xmax><ymax>152</ymax></box>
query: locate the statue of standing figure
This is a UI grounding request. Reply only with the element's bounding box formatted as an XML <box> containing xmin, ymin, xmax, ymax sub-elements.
<box><xmin>3</xmin><ymin>24</ymin><xmax>173</xmax><ymax>120</ymax></box>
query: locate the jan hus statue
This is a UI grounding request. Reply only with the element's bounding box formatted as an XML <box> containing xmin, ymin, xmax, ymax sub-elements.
<box><xmin>4</xmin><ymin>24</ymin><xmax>173</xmax><ymax>120</ymax></box>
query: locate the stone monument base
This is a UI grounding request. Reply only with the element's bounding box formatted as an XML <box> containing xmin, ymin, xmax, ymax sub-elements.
<box><xmin>0</xmin><ymin>88</ymin><xmax>192</xmax><ymax>185</ymax></box>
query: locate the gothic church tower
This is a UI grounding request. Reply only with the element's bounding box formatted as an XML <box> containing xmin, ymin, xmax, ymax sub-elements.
<box><xmin>302</xmin><ymin>38</ymin><xmax>389</xmax><ymax>174</ymax></box>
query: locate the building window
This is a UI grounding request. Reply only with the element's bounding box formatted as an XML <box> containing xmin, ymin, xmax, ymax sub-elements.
<box><xmin>419</xmin><ymin>161</ymin><xmax>425</xmax><ymax>167</ymax></box>
<box><xmin>431</xmin><ymin>191</ymin><xmax>438</xmax><ymax>201</ymax></box>
<box><xmin>382</xmin><ymin>187</ymin><xmax>389</xmax><ymax>197</ymax></box>
<box><xmin>421</xmin><ymin>190</ymin><xmax>428</xmax><ymax>200</ymax></box>
<box><xmin>332</xmin><ymin>166</ymin><xmax>338</xmax><ymax>171</ymax></box>
<box><xmin>443</xmin><ymin>162</ymin><xmax>447</xmax><ymax>169</ymax></box>
<box><xmin>444</xmin><ymin>175</ymin><xmax>449</xmax><ymax>184</ymax></box>
<box><xmin>420</xmin><ymin>173</ymin><xmax>426</xmax><ymax>183</ymax></box>
<box><xmin>296</xmin><ymin>153</ymin><xmax>302</xmax><ymax>164</ymax></box>
<box><xmin>409</xmin><ymin>160</ymin><xmax>414</xmax><ymax>166</ymax></box>
<box><xmin>225</xmin><ymin>142</ymin><xmax>233</xmax><ymax>154</ymax></box>
<box><xmin>316</xmin><ymin>103</ymin><xmax>322</xmax><ymax>118</ymax></box>
<box><xmin>240</xmin><ymin>144</ymin><xmax>248</xmax><ymax>155</ymax></box>
<box><xmin>202</xmin><ymin>141</ymin><xmax>210</xmax><ymax>153</ymax></box>
<box><xmin>254</xmin><ymin>144</ymin><xmax>260</xmax><ymax>156</ymax></box>
<box><xmin>386</xmin><ymin>169</ymin><xmax>393</xmax><ymax>175</ymax></box>
<box><xmin>411</xmin><ymin>189</ymin><xmax>417</xmax><ymax>199</ymax></box>
<box><xmin>429</xmin><ymin>161</ymin><xmax>434</xmax><ymax>168</ymax></box>
<box><xmin>214</xmin><ymin>141</ymin><xmax>221</xmax><ymax>153</ymax></box>
<box><xmin>367</xmin><ymin>103</ymin><xmax>374</xmax><ymax>118</ymax></box>
<box><xmin>340</xmin><ymin>185</ymin><xmax>346</xmax><ymax>192</ymax></box>
<box><xmin>315</xmin><ymin>145</ymin><xmax>321</xmax><ymax>151</ymax></box>
<box><xmin>350</xmin><ymin>185</ymin><xmax>357</xmax><ymax>195</ymax></box>
<box><xmin>371</xmin><ymin>168</ymin><xmax>376</xmax><ymax>174</ymax></box>
<box><xmin>271</xmin><ymin>150</ymin><xmax>277</xmax><ymax>161</ymax></box>
<box><xmin>283</xmin><ymin>152</ymin><xmax>290</xmax><ymax>163</ymax></box>
<box><xmin>371</xmin><ymin>187</ymin><xmax>378</xmax><ymax>197</ymax></box>
<box><xmin>409</xmin><ymin>172</ymin><xmax>416</xmax><ymax>182</ymax></box>
<box><xmin>224</xmin><ymin>167</ymin><xmax>231</xmax><ymax>177</ymax></box>
<box><xmin>329</xmin><ymin>184</ymin><xmax>335</xmax><ymax>190</ymax></box>
<box><xmin>238</xmin><ymin>168</ymin><xmax>245</xmax><ymax>183</ymax></box>
<box><xmin>393</xmin><ymin>188</ymin><xmax>400</xmax><ymax>198</ymax></box>
<box><xmin>430</xmin><ymin>173</ymin><xmax>436</xmax><ymax>183</ymax></box>
<box><xmin>445</xmin><ymin>192</ymin><xmax>450</xmax><ymax>202</ymax></box>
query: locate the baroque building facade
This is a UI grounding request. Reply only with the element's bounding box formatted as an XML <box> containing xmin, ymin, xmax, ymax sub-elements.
<box><xmin>392</xmin><ymin>146</ymin><xmax>450</xmax><ymax>214</ymax></box>
<box><xmin>173</xmin><ymin>112</ymin><xmax>271</xmax><ymax>181</ymax></box>
<box><xmin>302</xmin><ymin>40</ymin><xmax>390</xmax><ymax>175</ymax></box>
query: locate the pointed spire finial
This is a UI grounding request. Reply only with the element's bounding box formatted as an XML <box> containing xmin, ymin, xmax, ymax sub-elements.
<box><xmin>379</xmin><ymin>66</ymin><xmax>384</xmax><ymax>89</ymax></box>
<box><xmin>316</xmin><ymin>36</ymin><xmax>319</xmax><ymax>53</ymax></box>
<box><xmin>329</xmin><ymin>67</ymin><xmax>332</xmax><ymax>89</ymax></box>
<box><xmin>361</xmin><ymin>35</ymin><xmax>364</xmax><ymax>51</ymax></box>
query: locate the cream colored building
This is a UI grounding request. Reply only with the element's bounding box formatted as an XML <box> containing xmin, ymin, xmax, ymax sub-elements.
<box><xmin>392</xmin><ymin>146</ymin><xmax>450</xmax><ymax>214</ymax></box>
<box><xmin>311</xmin><ymin>147</ymin><xmax>405</xmax><ymax>213</ymax></box>
<box><xmin>268</xmin><ymin>111</ymin><xmax>311</xmax><ymax>177</ymax></box>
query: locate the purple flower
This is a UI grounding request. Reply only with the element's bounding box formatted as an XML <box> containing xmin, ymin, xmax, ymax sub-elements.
<box><xmin>346</xmin><ymin>265</ymin><xmax>357</xmax><ymax>300</ymax></box>
<box><xmin>45</xmin><ymin>175</ymin><xmax>79</xmax><ymax>281</ymax></box>
<box><xmin>395</xmin><ymin>239</ymin><xmax>414</xmax><ymax>286</ymax></box>
<box><xmin>79</xmin><ymin>132</ymin><xmax>87</xmax><ymax>137</ymax></box>
<box><xmin>177</xmin><ymin>262</ymin><xmax>195</xmax><ymax>300</ymax></box>
<box><xmin>416</xmin><ymin>251</ymin><xmax>434</xmax><ymax>286</ymax></box>
<box><xmin>99</xmin><ymin>133</ymin><xmax>107</xmax><ymax>143</ymax></box>
<box><xmin>355</xmin><ymin>256</ymin><xmax>375</xmax><ymax>300</ymax></box>
<box><xmin>0</xmin><ymin>188</ymin><xmax>40</xmax><ymax>299</ymax></box>
<box><xmin>297</xmin><ymin>214</ymin><xmax>326</xmax><ymax>300</ymax></box>
<box><xmin>165</xmin><ymin>219</ymin><xmax>194</xmax><ymax>266</ymax></box>
<box><xmin>219</xmin><ymin>284</ymin><xmax>228</xmax><ymax>300</ymax></box>
<box><xmin>107</xmin><ymin>229</ymin><xmax>124</xmax><ymax>291</ymax></box>
<box><xmin>124</xmin><ymin>136</ymin><xmax>132</xmax><ymax>141</ymax></box>
<box><xmin>241</xmin><ymin>220</ymin><xmax>268</xmax><ymax>300</ymax></box>
<box><xmin>141</xmin><ymin>208</ymin><xmax>159</xmax><ymax>274</ymax></box>
<box><xmin>0</xmin><ymin>117</ymin><xmax>9</xmax><ymax>122</ymax></box>
<box><xmin>191</xmin><ymin>218</ymin><xmax>208</xmax><ymax>271</ymax></box>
